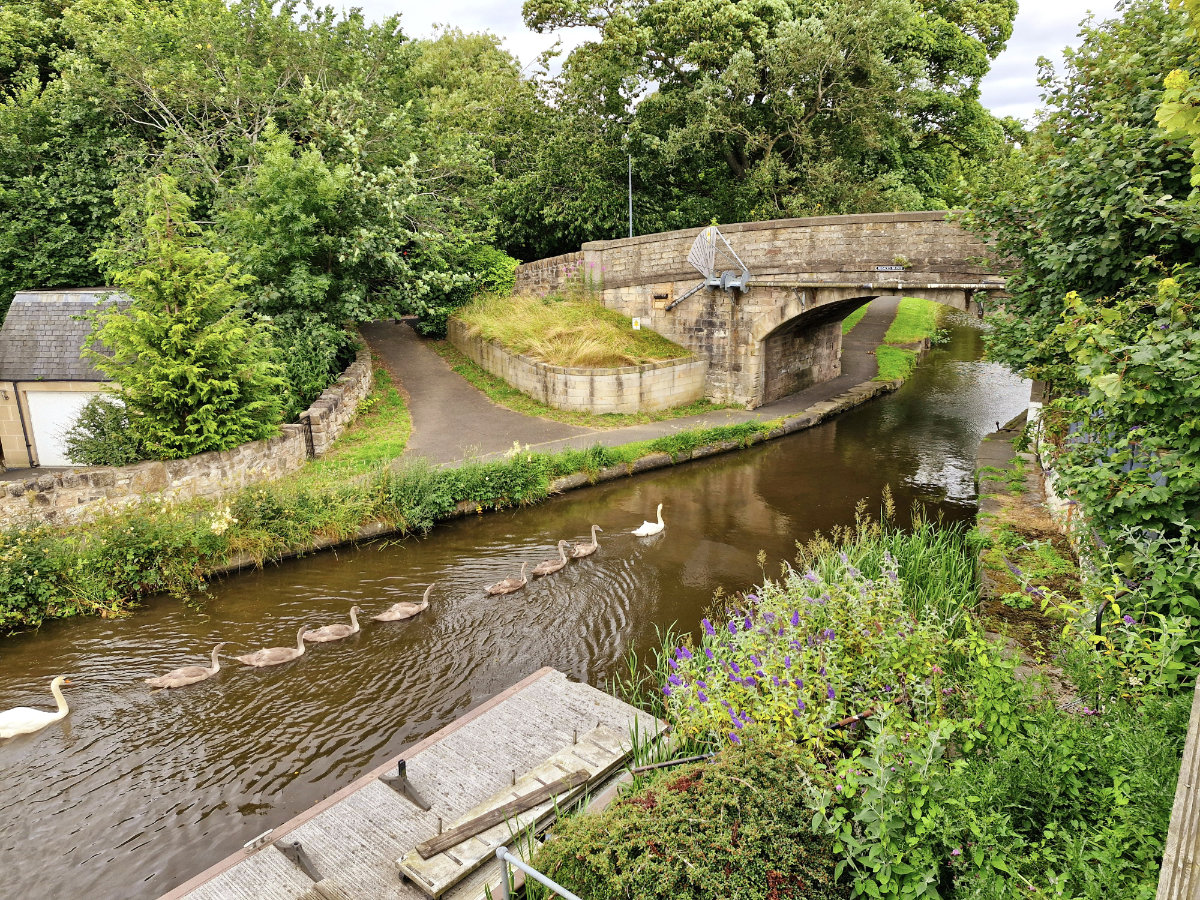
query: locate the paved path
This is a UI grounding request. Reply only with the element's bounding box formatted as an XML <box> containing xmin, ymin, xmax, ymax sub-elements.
<box><xmin>361</xmin><ymin>296</ymin><xmax>900</xmax><ymax>466</ymax></box>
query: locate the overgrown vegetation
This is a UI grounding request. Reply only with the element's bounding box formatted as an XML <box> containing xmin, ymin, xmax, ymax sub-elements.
<box><xmin>966</xmin><ymin>0</ymin><xmax>1200</xmax><ymax>677</ymax></box>
<box><xmin>433</xmin><ymin>341</ymin><xmax>730</xmax><ymax>429</ymax></box>
<box><xmin>536</xmin><ymin>514</ymin><xmax>1189</xmax><ymax>900</ymax></box>
<box><xmin>455</xmin><ymin>291</ymin><xmax>690</xmax><ymax>368</ymax></box>
<box><xmin>0</xmin><ymin>417</ymin><xmax>779</xmax><ymax>633</ymax></box>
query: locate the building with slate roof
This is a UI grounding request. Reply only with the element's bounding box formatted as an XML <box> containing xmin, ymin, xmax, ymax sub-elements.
<box><xmin>0</xmin><ymin>288</ymin><xmax>129</xmax><ymax>469</ymax></box>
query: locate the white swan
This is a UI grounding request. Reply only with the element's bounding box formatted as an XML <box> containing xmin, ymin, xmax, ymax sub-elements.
<box><xmin>632</xmin><ymin>503</ymin><xmax>664</xmax><ymax>537</ymax></box>
<box><xmin>146</xmin><ymin>643</ymin><xmax>226</xmax><ymax>689</ymax></box>
<box><xmin>570</xmin><ymin>525</ymin><xmax>603</xmax><ymax>558</ymax></box>
<box><xmin>304</xmin><ymin>607</ymin><xmax>363</xmax><ymax>643</ymax></box>
<box><xmin>373</xmin><ymin>583</ymin><xmax>434</xmax><ymax>622</ymax></box>
<box><xmin>0</xmin><ymin>676</ymin><xmax>72</xmax><ymax>739</ymax></box>
<box><xmin>236</xmin><ymin>625</ymin><xmax>311</xmax><ymax>667</ymax></box>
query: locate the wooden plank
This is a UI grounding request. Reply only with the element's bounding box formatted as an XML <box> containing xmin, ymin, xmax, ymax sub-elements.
<box><xmin>415</xmin><ymin>771</ymin><xmax>590</xmax><ymax>859</ymax></box>
<box><xmin>397</xmin><ymin>726</ymin><xmax>630</xmax><ymax>898</ymax></box>
<box><xmin>1157</xmin><ymin>677</ymin><xmax>1200</xmax><ymax>899</ymax></box>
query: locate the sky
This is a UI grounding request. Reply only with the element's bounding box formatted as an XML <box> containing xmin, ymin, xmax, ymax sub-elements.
<box><xmin>345</xmin><ymin>0</ymin><xmax>1124</xmax><ymax>123</ymax></box>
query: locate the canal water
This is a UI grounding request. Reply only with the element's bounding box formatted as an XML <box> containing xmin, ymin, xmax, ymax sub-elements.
<box><xmin>0</xmin><ymin>312</ymin><xmax>1028</xmax><ymax>899</ymax></box>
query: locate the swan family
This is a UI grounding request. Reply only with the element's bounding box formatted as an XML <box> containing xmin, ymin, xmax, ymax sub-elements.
<box><xmin>1</xmin><ymin>505</ymin><xmax>664</xmax><ymax>739</ymax></box>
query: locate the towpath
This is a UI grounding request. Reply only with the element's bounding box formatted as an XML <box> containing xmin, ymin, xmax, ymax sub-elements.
<box><xmin>360</xmin><ymin>295</ymin><xmax>900</xmax><ymax>466</ymax></box>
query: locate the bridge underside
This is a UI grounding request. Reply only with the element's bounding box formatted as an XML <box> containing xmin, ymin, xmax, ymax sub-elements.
<box><xmin>602</xmin><ymin>282</ymin><xmax>988</xmax><ymax>408</ymax></box>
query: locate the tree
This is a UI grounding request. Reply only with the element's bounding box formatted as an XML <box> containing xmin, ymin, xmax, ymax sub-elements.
<box><xmin>1157</xmin><ymin>0</ymin><xmax>1200</xmax><ymax>189</ymax></box>
<box><xmin>87</xmin><ymin>175</ymin><xmax>283</xmax><ymax>459</ymax></box>
<box><xmin>967</xmin><ymin>0</ymin><xmax>1200</xmax><ymax>380</ymax></box>
<box><xmin>509</xmin><ymin>0</ymin><xmax>1016</xmax><ymax>253</ymax></box>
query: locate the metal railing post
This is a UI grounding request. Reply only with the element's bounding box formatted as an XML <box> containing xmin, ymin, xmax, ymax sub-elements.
<box><xmin>495</xmin><ymin>845</ymin><xmax>582</xmax><ymax>900</ymax></box>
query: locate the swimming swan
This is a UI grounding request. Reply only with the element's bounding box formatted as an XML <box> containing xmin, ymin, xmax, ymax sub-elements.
<box><xmin>632</xmin><ymin>503</ymin><xmax>664</xmax><ymax>537</ymax></box>
<box><xmin>532</xmin><ymin>540</ymin><xmax>571</xmax><ymax>577</ymax></box>
<box><xmin>146</xmin><ymin>643</ymin><xmax>227</xmax><ymax>689</ymax></box>
<box><xmin>303</xmin><ymin>607</ymin><xmax>363</xmax><ymax>643</ymax></box>
<box><xmin>373</xmin><ymin>584</ymin><xmax>434</xmax><ymax>622</ymax></box>
<box><xmin>236</xmin><ymin>625</ymin><xmax>310</xmax><ymax>667</ymax></box>
<box><xmin>569</xmin><ymin>525</ymin><xmax>603</xmax><ymax>559</ymax></box>
<box><xmin>487</xmin><ymin>562</ymin><xmax>528</xmax><ymax>595</ymax></box>
<box><xmin>0</xmin><ymin>676</ymin><xmax>72</xmax><ymax>739</ymax></box>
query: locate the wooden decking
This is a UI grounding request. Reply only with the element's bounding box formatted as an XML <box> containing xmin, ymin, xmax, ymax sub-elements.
<box><xmin>161</xmin><ymin>668</ymin><xmax>660</xmax><ymax>900</ymax></box>
<box><xmin>1157</xmin><ymin>677</ymin><xmax>1200</xmax><ymax>899</ymax></box>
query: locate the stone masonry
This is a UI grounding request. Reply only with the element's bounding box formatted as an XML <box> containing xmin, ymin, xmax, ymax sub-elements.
<box><xmin>0</xmin><ymin>343</ymin><xmax>374</xmax><ymax>528</ymax></box>
<box><xmin>515</xmin><ymin>211</ymin><xmax>1004</xmax><ymax>407</ymax></box>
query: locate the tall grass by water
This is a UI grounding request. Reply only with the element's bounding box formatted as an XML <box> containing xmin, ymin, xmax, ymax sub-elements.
<box><xmin>455</xmin><ymin>292</ymin><xmax>690</xmax><ymax>368</ymax></box>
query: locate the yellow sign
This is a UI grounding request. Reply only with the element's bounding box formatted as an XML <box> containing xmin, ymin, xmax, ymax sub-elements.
<box><xmin>632</xmin><ymin>317</ymin><xmax>642</xmax><ymax>330</ymax></box>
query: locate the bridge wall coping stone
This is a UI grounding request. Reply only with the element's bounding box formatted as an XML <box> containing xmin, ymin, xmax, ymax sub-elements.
<box><xmin>580</xmin><ymin>210</ymin><xmax>957</xmax><ymax>251</ymax></box>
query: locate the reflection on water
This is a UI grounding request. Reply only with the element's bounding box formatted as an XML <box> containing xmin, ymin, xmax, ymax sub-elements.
<box><xmin>0</xmin><ymin>312</ymin><xmax>1027</xmax><ymax>899</ymax></box>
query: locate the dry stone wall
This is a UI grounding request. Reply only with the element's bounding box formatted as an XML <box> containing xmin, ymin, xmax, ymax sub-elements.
<box><xmin>448</xmin><ymin>318</ymin><xmax>707</xmax><ymax>415</ymax></box>
<box><xmin>0</xmin><ymin>343</ymin><xmax>374</xmax><ymax>528</ymax></box>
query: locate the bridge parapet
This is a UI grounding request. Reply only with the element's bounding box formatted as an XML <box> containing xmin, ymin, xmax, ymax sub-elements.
<box><xmin>514</xmin><ymin>211</ymin><xmax>1004</xmax><ymax>407</ymax></box>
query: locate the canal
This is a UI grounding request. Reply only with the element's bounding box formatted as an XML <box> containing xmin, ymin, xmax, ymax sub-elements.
<box><xmin>0</xmin><ymin>312</ymin><xmax>1028</xmax><ymax>899</ymax></box>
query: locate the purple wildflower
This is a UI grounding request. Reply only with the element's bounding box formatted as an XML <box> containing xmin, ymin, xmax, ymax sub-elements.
<box><xmin>705</xmin><ymin>647</ymin><xmax>715</xmax><ymax>660</ymax></box>
<box><xmin>747</xmin><ymin>593</ymin><xmax>759</xmax><ymax>602</ymax></box>
<box><xmin>728</xmin><ymin>620</ymin><xmax>738</xmax><ymax>635</ymax></box>
<box><xmin>697</xmin><ymin>691</ymin><xmax>709</xmax><ymax>703</ymax></box>
<box><xmin>668</xmin><ymin>673</ymin><xmax>682</xmax><ymax>687</ymax></box>
<box><xmin>804</xmin><ymin>571</ymin><xmax>819</xmax><ymax>583</ymax></box>
<box><xmin>678</xmin><ymin>646</ymin><xmax>693</xmax><ymax>660</ymax></box>
<box><xmin>951</xmin><ymin>849</ymin><xmax>962</xmax><ymax>858</ymax></box>
<box><xmin>662</xmin><ymin>685</ymin><xmax>672</xmax><ymax>696</ymax></box>
<box><xmin>702</xmin><ymin>618</ymin><xmax>716</xmax><ymax>636</ymax></box>
<box><xmin>819</xmin><ymin>666</ymin><xmax>827</xmax><ymax>677</ymax></box>
<box><xmin>729</xmin><ymin>732</ymin><xmax>741</xmax><ymax>744</ymax></box>
<box><xmin>773</xmin><ymin>675</ymin><xmax>782</xmax><ymax>687</ymax></box>
<box><xmin>784</xmin><ymin>655</ymin><xmax>792</xmax><ymax>669</ymax></box>
<box><xmin>744</xmin><ymin>616</ymin><xmax>753</xmax><ymax>631</ymax></box>
<box><xmin>730</xmin><ymin>661</ymin><xmax>741</xmax><ymax>674</ymax></box>
<box><xmin>1123</xmin><ymin>614</ymin><xmax>1135</xmax><ymax>625</ymax></box>
<box><xmin>827</xmin><ymin>685</ymin><xmax>836</xmax><ymax>700</ymax></box>
<box><xmin>750</xmin><ymin>654</ymin><xmax>761</xmax><ymax>666</ymax></box>
<box><xmin>791</xmin><ymin>610</ymin><xmax>800</xmax><ymax>626</ymax></box>
<box><xmin>668</xmin><ymin>657</ymin><xmax>678</xmax><ymax>670</ymax></box>
<box><xmin>763</xmin><ymin>611</ymin><xmax>775</xmax><ymax>624</ymax></box>
<box><xmin>794</xmin><ymin>678</ymin><xmax>804</xmax><ymax>689</ymax></box>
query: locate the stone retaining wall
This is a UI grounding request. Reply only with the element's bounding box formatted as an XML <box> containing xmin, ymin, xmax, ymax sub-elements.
<box><xmin>448</xmin><ymin>318</ymin><xmax>707</xmax><ymax>415</ymax></box>
<box><xmin>0</xmin><ymin>343</ymin><xmax>374</xmax><ymax>528</ymax></box>
<box><xmin>513</xmin><ymin>251</ymin><xmax>588</xmax><ymax>296</ymax></box>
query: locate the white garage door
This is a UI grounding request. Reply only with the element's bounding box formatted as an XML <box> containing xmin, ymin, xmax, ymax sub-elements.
<box><xmin>25</xmin><ymin>391</ymin><xmax>97</xmax><ymax>467</ymax></box>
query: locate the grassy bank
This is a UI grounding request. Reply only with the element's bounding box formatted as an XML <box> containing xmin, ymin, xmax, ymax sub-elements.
<box><xmin>841</xmin><ymin>303</ymin><xmax>869</xmax><ymax>334</ymax></box>
<box><xmin>0</xmin><ymin>418</ymin><xmax>780</xmax><ymax>634</ymax></box>
<box><xmin>456</xmin><ymin>292</ymin><xmax>690</xmax><ymax>367</ymax></box>
<box><xmin>872</xmin><ymin>297</ymin><xmax>946</xmax><ymax>382</ymax></box>
<box><xmin>432</xmin><ymin>341</ymin><xmax>732</xmax><ymax>428</ymax></box>
<box><xmin>532</xmin><ymin>517</ymin><xmax>1189</xmax><ymax>900</ymax></box>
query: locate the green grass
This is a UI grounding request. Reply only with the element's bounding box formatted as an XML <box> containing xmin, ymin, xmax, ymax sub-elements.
<box><xmin>292</xmin><ymin>359</ymin><xmax>412</xmax><ymax>488</ymax></box>
<box><xmin>883</xmin><ymin>296</ymin><xmax>943</xmax><ymax>345</ymax></box>
<box><xmin>432</xmin><ymin>341</ymin><xmax>733</xmax><ymax>429</ymax></box>
<box><xmin>841</xmin><ymin>303</ymin><xmax>869</xmax><ymax>334</ymax></box>
<box><xmin>455</xmin><ymin>292</ymin><xmax>690</xmax><ymax>367</ymax></box>
<box><xmin>873</xmin><ymin>345</ymin><xmax>918</xmax><ymax>381</ymax></box>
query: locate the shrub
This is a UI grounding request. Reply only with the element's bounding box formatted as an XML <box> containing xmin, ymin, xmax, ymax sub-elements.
<box><xmin>413</xmin><ymin>244</ymin><xmax>520</xmax><ymax>337</ymax></box>
<box><xmin>532</xmin><ymin>742</ymin><xmax>848</xmax><ymax>900</ymax></box>
<box><xmin>63</xmin><ymin>394</ymin><xmax>147</xmax><ymax>466</ymax></box>
<box><xmin>271</xmin><ymin>313</ymin><xmax>359</xmax><ymax>422</ymax></box>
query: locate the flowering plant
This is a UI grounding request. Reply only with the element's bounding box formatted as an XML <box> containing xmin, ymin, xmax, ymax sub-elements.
<box><xmin>662</xmin><ymin>556</ymin><xmax>965</xmax><ymax>749</ymax></box>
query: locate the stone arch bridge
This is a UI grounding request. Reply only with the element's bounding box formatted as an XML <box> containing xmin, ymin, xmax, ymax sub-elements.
<box><xmin>514</xmin><ymin>211</ymin><xmax>1005</xmax><ymax>408</ymax></box>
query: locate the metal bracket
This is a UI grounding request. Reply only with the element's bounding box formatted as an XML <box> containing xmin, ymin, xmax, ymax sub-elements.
<box><xmin>380</xmin><ymin>758</ymin><xmax>432</xmax><ymax>811</ymax></box>
<box><xmin>275</xmin><ymin>839</ymin><xmax>322</xmax><ymax>882</ymax></box>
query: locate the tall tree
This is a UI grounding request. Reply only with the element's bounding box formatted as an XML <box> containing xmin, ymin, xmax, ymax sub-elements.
<box><xmin>88</xmin><ymin>175</ymin><xmax>283</xmax><ymax>459</ymax></box>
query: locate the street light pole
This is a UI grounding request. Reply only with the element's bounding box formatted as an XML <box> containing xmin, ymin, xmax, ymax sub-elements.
<box><xmin>628</xmin><ymin>153</ymin><xmax>633</xmax><ymax>238</ymax></box>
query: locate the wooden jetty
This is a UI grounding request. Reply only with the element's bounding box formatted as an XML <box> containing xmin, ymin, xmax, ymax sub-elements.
<box><xmin>161</xmin><ymin>668</ymin><xmax>661</xmax><ymax>900</ymax></box>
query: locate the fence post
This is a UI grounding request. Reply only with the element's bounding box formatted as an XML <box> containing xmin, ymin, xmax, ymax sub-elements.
<box><xmin>300</xmin><ymin>414</ymin><xmax>316</xmax><ymax>459</ymax></box>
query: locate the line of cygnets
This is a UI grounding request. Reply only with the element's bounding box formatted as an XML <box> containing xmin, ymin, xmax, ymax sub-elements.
<box><xmin>0</xmin><ymin>505</ymin><xmax>667</xmax><ymax>740</ymax></box>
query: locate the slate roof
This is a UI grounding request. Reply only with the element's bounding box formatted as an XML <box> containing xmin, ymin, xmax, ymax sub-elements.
<box><xmin>0</xmin><ymin>289</ymin><xmax>130</xmax><ymax>381</ymax></box>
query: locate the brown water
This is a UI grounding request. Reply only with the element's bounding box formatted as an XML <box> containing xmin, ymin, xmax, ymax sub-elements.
<box><xmin>0</xmin><ymin>313</ymin><xmax>1028</xmax><ymax>899</ymax></box>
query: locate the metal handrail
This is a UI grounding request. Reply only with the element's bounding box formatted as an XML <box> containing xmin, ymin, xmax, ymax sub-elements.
<box><xmin>495</xmin><ymin>845</ymin><xmax>582</xmax><ymax>900</ymax></box>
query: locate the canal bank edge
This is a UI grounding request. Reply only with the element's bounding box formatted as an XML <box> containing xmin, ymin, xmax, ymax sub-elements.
<box><xmin>205</xmin><ymin>375</ymin><xmax>905</xmax><ymax>580</ymax></box>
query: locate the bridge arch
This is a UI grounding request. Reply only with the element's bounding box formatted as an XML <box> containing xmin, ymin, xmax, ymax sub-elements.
<box><xmin>514</xmin><ymin>212</ymin><xmax>1004</xmax><ymax>408</ymax></box>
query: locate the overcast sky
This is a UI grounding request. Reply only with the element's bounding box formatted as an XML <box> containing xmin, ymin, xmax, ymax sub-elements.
<box><xmin>345</xmin><ymin>1</ymin><xmax>1124</xmax><ymax>123</ymax></box>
